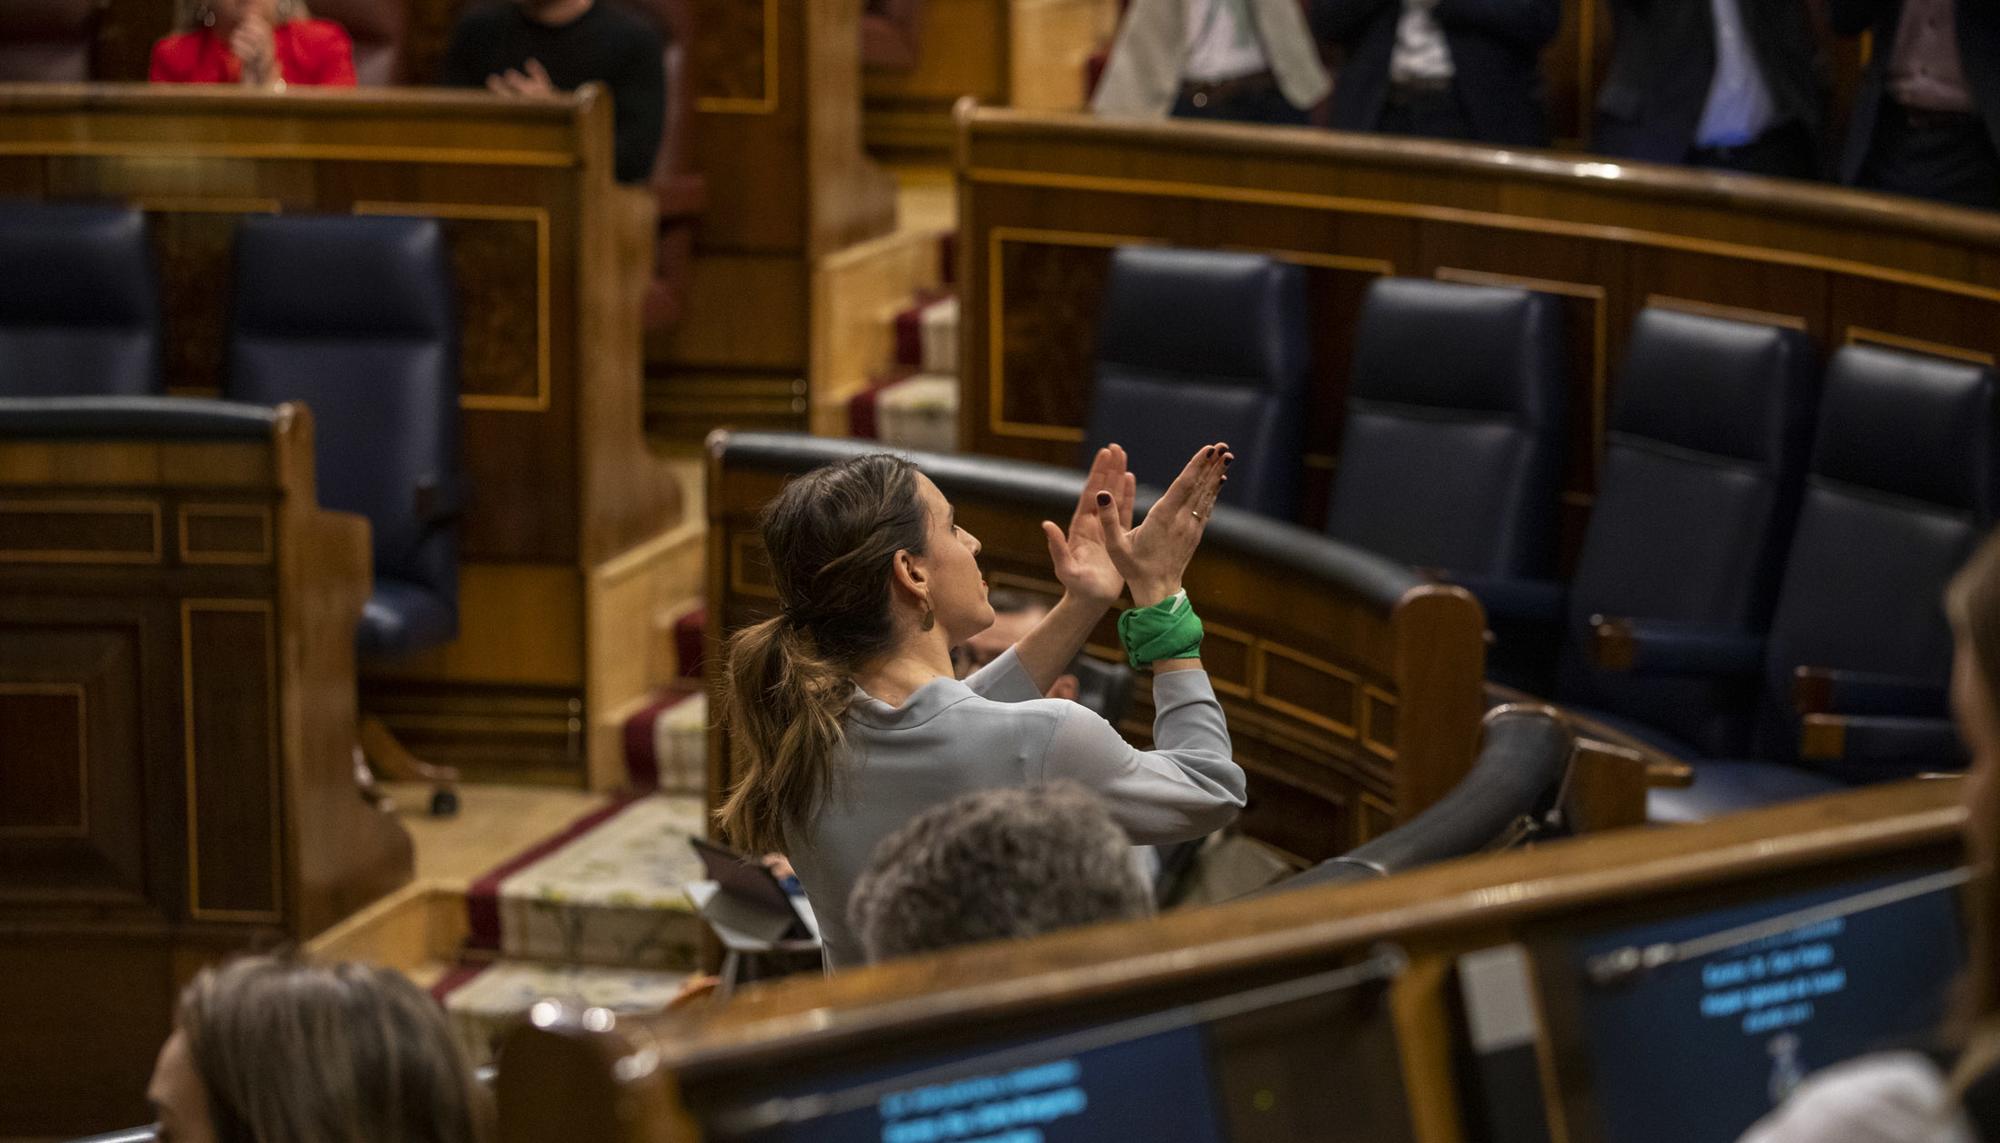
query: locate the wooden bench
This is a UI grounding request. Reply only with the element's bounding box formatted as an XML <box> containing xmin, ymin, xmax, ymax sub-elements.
<box><xmin>0</xmin><ymin>397</ymin><xmax>412</xmax><ymax>1136</ymax></box>
<box><xmin>496</xmin><ymin>778</ymin><xmax>1964</xmax><ymax>1143</ymax></box>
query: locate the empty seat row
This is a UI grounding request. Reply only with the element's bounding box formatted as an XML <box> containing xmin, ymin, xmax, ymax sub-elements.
<box><xmin>1083</xmin><ymin>247</ymin><xmax>1995</xmax><ymax>820</ymax></box>
<box><xmin>0</xmin><ymin>202</ymin><xmax>463</xmax><ymax>663</ymax></box>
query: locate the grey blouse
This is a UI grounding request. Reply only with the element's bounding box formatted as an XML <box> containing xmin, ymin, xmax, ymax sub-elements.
<box><xmin>789</xmin><ymin>647</ymin><xmax>1245</xmax><ymax>969</ymax></box>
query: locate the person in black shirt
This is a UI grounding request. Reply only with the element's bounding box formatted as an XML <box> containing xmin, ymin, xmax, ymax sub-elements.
<box><xmin>439</xmin><ymin>0</ymin><xmax>666</xmax><ymax>184</ymax></box>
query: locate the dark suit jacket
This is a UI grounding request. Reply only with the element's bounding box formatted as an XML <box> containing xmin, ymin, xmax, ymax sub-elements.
<box><xmin>1832</xmin><ymin>0</ymin><xmax>2000</xmax><ymax>183</ymax></box>
<box><xmin>1312</xmin><ymin>0</ymin><xmax>1562</xmax><ymax>147</ymax></box>
<box><xmin>1594</xmin><ymin>0</ymin><xmax>1825</xmax><ymax>166</ymax></box>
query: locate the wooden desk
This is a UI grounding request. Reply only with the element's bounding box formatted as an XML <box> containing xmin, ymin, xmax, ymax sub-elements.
<box><xmin>0</xmin><ymin>84</ymin><xmax>691</xmax><ymax>788</ymax></box>
<box><xmin>646</xmin><ymin>0</ymin><xmax>901</xmax><ymax>442</ymax></box>
<box><xmin>496</xmin><ymin>779</ymin><xmax>1965</xmax><ymax>1143</ymax></box>
<box><xmin>954</xmin><ymin>104</ymin><xmax>2000</xmax><ymax>556</ymax></box>
<box><xmin>863</xmin><ymin>0</ymin><xmax>1120</xmax><ymax>155</ymax></box>
<box><xmin>0</xmin><ymin>400</ymin><xmax>413</xmax><ymax>1137</ymax></box>
<box><xmin>707</xmin><ymin>431</ymin><xmax>1488</xmax><ymax>864</ymax></box>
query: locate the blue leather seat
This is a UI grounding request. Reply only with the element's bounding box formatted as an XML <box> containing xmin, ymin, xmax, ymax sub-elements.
<box><xmin>1559</xmin><ymin>308</ymin><xmax>1818</xmax><ymax>759</ymax></box>
<box><xmin>223</xmin><ymin>215</ymin><xmax>462</xmax><ymax>658</ymax></box>
<box><xmin>1084</xmin><ymin>246</ymin><xmax>1311</xmax><ymax>519</ymax></box>
<box><xmin>1650</xmin><ymin>344</ymin><xmax>1997</xmax><ymax>821</ymax></box>
<box><xmin>0</xmin><ymin>203</ymin><xmax>160</xmax><ymax>397</ymax></box>
<box><xmin>1323</xmin><ymin>278</ymin><xmax>1566</xmax><ymax>685</ymax></box>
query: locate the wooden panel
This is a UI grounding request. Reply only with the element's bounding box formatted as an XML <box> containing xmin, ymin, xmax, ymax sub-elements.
<box><xmin>0</xmin><ymin>605</ymin><xmax>156</xmax><ymax>914</ymax></box>
<box><xmin>0</xmin><ymin>499</ymin><xmax>161</xmax><ymax>564</ymax></box>
<box><xmin>0</xmin><ymin>936</ymin><xmax>176</xmax><ymax>1135</ymax></box>
<box><xmin>182</xmin><ymin>601</ymin><xmax>282</xmax><ymax>922</ymax></box>
<box><xmin>0</xmin><ymin>686</ymin><xmax>86</xmax><ymax>835</ymax></box>
<box><xmin>654</xmin><ymin>0</ymin><xmax>897</xmax><ymax>440</ymax></box>
<box><xmin>179</xmin><ymin>503</ymin><xmax>273</xmax><ymax>565</ymax></box>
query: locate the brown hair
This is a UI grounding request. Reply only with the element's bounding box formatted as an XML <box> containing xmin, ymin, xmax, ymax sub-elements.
<box><xmin>175</xmin><ymin>0</ymin><xmax>311</xmax><ymax>28</ymax></box>
<box><xmin>177</xmin><ymin>954</ymin><xmax>487</xmax><ymax>1143</ymax></box>
<box><xmin>716</xmin><ymin>454</ymin><xmax>929</xmax><ymax>853</ymax></box>
<box><xmin>1946</xmin><ymin>531</ymin><xmax>2000</xmax><ymax>1094</ymax></box>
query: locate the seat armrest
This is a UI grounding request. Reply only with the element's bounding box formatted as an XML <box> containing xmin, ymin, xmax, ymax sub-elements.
<box><xmin>1591</xmin><ymin>617</ymin><xmax>1764</xmax><ymax>677</ymax></box>
<box><xmin>1426</xmin><ymin>569</ymin><xmax>1564</xmax><ymax>624</ymax></box>
<box><xmin>1793</xmin><ymin>667</ymin><xmax>1949</xmax><ymax>718</ymax></box>
<box><xmin>1798</xmin><ymin>714</ymin><xmax>1965</xmax><ymax>774</ymax></box>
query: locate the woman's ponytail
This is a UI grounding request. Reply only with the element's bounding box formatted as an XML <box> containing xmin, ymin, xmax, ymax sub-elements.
<box><xmin>717</xmin><ymin>617</ymin><xmax>851</xmax><ymax>853</ymax></box>
<box><xmin>713</xmin><ymin>454</ymin><xmax>930</xmax><ymax>853</ymax></box>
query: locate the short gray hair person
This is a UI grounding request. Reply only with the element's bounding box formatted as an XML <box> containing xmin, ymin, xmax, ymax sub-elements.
<box><xmin>848</xmin><ymin>782</ymin><xmax>1154</xmax><ymax>963</ymax></box>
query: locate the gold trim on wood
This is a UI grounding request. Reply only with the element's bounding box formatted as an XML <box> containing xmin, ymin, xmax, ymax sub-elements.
<box><xmin>1845</xmin><ymin>327</ymin><xmax>1998</xmax><ymax>367</ymax></box>
<box><xmin>0</xmin><ymin>141</ymin><xmax>574</xmax><ymax>167</ymax></box>
<box><xmin>1200</xmin><ymin>621</ymin><xmax>1257</xmax><ymax>699</ymax></box>
<box><xmin>696</xmin><ymin>0</ymin><xmax>782</xmax><ymax>115</ymax></box>
<box><xmin>1361</xmin><ymin>684</ymin><xmax>1398</xmax><ymax>762</ymax></box>
<box><xmin>962</xmin><ymin>166</ymin><xmax>2000</xmax><ymax>306</ymax></box>
<box><xmin>728</xmin><ymin>533</ymin><xmax>780</xmax><ymax>600</ymax></box>
<box><xmin>987</xmin><ymin>226</ymin><xmax>1153</xmax><ymax>443</ymax></box>
<box><xmin>181</xmin><ymin>599</ymin><xmax>284</xmax><ymax>925</ymax></box>
<box><xmin>1256</xmin><ymin>640</ymin><xmax>1362</xmax><ymax>739</ymax></box>
<box><xmin>0</xmin><ymin>682</ymin><xmax>88</xmax><ymax>838</ymax></box>
<box><xmin>1435</xmin><ymin>267</ymin><xmax>1610</xmax><ymax>465</ymax></box>
<box><xmin>352</xmin><ymin>201</ymin><xmax>554</xmax><ymax>412</ymax></box>
<box><xmin>1643</xmin><ymin>295</ymin><xmax>1809</xmax><ymax>331</ymax></box>
<box><xmin>133</xmin><ymin>197</ymin><xmax>282</xmax><ymax>215</ymax></box>
<box><xmin>1226</xmin><ymin>248</ymin><xmax>1396</xmax><ymax>277</ymax></box>
<box><xmin>177</xmin><ymin>503</ymin><xmax>274</xmax><ymax>566</ymax></box>
<box><xmin>0</xmin><ymin>499</ymin><xmax>163</xmax><ymax>565</ymax></box>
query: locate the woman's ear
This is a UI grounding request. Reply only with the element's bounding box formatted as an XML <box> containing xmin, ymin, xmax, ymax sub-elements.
<box><xmin>890</xmin><ymin>548</ymin><xmax>929</xmax><ymax>603</ymax></box>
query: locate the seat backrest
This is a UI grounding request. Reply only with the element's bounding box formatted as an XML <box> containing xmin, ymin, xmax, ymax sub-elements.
<box><xmin>1558</xmin><ymin>308</ymin><xmax>1819</xmax><ymax>755</ymax></box>
<box><xmin>308</xmin><ymin>0</ymin><xmax>405</xmax><ymax>84</ymax></box>
<box><xmin>223</xmin><ymin>215</ymin><xmax>460</xmax><ymax>601</ymax></box>
<box><xmin>1760</xmin><ymin>344</ymin><xmax>1998</xmax><ymax>770</ymax></box>
<box><xmin>1084</xmin><ymin>246</ymin><xmax>1312</xmax><ymax>519</ymax></box>
<box><xmin>0</xmin><ymin>202</ymin><xmax>161</xmax><ymax>397</ymax></box>
<box><xmin>1324</xmin><ymin>277</ymin><xmax>1566</xmax><ymax>578</ymax></box>
<box><xmin>0</xmin><ymin>0</ymin><xmax>97</xmax><ymax>82</ymax></box>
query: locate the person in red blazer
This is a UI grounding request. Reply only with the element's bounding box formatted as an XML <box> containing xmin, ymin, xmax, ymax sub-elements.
<box><xmin>150</xmin><ymin>0</ymin><xmax>356</xmax><ymax>88</ymax></box>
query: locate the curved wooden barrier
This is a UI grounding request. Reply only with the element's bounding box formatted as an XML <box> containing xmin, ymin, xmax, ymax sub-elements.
<box><xmin>953</xmin><ymin>104</ymin><xmax>2000</xmax><ymax>554</ymax></box>
<box><xmin>705</xmin><ymin>430</ymin><xmax>1489</xmax><ymax>862</ymax></box>
<box><xmin>498</xmin><ymin>778</ymin><xmax>1964</xmax><ymax>1143</ymax></box>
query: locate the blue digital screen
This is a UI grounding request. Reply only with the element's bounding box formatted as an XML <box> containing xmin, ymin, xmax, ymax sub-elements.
<box><xmin>727</xmin><ymin>1023</ymin><xmax>1227</xmax><ymax>1143</ymax></box>
<box><xmin>1572</xmin><ymin>871</ymin><xmax>1963</xmax><ymax>1143</ymax></box>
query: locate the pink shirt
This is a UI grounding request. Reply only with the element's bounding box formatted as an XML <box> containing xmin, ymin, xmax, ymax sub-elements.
<box><xmin>1888</xmin><ymin>0</ymin><xmax>1974</xmax><ymax>113</ymax></box>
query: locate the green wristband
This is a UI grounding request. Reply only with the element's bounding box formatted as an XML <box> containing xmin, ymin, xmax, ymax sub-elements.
<box><xmin>1117</xmin><ymin>590</ymin><xmax>1204</xmax><ymax>669</ymax></box>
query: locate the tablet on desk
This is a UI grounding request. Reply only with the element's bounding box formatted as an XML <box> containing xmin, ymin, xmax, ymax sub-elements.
<box><xmin>689</xmin><ymin>837</ymin><xmax>815</xmax><ymax>944</ymax></box>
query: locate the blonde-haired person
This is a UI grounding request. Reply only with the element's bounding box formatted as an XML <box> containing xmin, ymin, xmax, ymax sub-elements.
<box><xmin>147</xmin><ymin>954</ymin><xmax>487</xmax><ymax>1143</ymax></box>
<box><xmin>1738</xmin><ymin>530</ymin><xmax>2000</xmax><ymax>1143</ymax></box>
<box><xmin>718</xmin><ymin>442</ymin><xmax>1246</xmax><ymax>969</ymax></box>
<box><xmin>151</xmin><ymin>0</ymin><xmax>356</xmax><ymax>88</ymax></box>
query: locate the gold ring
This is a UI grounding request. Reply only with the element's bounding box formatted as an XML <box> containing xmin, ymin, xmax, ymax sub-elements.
<box><xmin>1190</xmin><ymin>510</ymin><xmax>1204</xmax><ymax>520</ymax></box>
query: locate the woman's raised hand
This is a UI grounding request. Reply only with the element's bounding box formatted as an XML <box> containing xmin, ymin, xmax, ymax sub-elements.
<box><xmin>1093</xmin><ymin>442</ymin><xmax>1231</xmax><ymax>607</ymax></box>
<box><xmin>1043</xmin><ymin>444</ymin><xmax>1137</xmax><ymax>607</ymax></box>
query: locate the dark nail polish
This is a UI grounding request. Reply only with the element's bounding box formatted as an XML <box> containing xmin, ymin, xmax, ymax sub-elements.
<box><xmin>1096</xmin><ymin>491</ymin><xmax>1111</xmax><ymax>506</ymax></box>
<box><xmin>1223</xmin><ymin>455</ymin><xmax>1233</xmax><ymax>466</ymax></box>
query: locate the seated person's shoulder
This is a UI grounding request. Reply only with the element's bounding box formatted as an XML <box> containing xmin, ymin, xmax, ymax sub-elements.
<box><xmin>596</xmin><ymin>2</ymin><xmax>668</xmax><ymax>54</ymax></box>
<box><xmin>291</xmin><ymin>18</ymin><xmax>353</xmax><ymax>47</ymax></box>
<box><xmin>450</xmin><ymin>0</ymin><xmax>516</xmax><ymax>32</ymax></box>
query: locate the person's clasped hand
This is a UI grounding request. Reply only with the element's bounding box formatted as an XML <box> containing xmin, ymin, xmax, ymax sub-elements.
<box><xmin>1094</xmin><ymin>441</ymin><xmax>1232</xmax><ymax>608</ymax></box>
<box><xmin>487</xmin><ymin>58</ymin><xmax>556</xmax><ymax>97</ymax></box>
<box><xmin>231</xmin><ymin>10</ymin><xmax>277</xmax><ymax>87</ymax></box>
